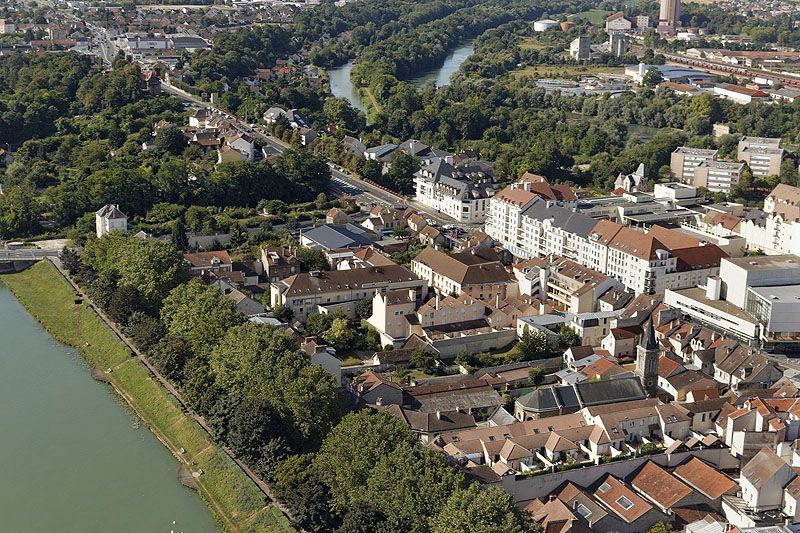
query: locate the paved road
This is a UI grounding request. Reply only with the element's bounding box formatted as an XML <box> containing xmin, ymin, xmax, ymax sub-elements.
<box><xmin>160</xmin><ymin>82</ymin><xmax>462</xmax><ymax>226</ymax></box>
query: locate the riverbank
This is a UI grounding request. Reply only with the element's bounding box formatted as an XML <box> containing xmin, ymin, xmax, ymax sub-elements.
<box><xmin>1</xmin><ymin>261</ymin><xmax>294</xmax><ymax>533</ymax></box>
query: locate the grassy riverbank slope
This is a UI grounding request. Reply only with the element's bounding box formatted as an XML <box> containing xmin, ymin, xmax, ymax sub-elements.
<box><xmin>1</xmin><ymin>261</ymin><xmax>293</xmax><ymax>533</ymax></box>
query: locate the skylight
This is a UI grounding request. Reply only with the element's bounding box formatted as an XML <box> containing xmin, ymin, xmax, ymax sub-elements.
<box><xmin>576</xmin><ymin>503</ymin><xmax>592</xmax><ymax>519</ymax></box>
<box><xmin>598</xmin><ymin>482</ymin><xmax>611</xmax><ymax>493</ymax></box>
<box><xmin>616</xmin><ymin>496</ymin><xmax>634</xmax><ymax>510</ymax></box>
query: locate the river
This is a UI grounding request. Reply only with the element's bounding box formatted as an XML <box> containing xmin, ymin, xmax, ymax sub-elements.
<box><xmin>410</xmin><ymin>40</ymin><xmax>475</xmax><ymax>88</ymax></box>
<box><xmin>327</xmin><ymin>60</ymin><xmax>369</xmax><ymax>116</ymax></box>
<box><xmin>0</xmin><ymin>284</ymin><xmax>218</xmax><ymax>533</ymax></box>
<box><xmin>327</xmin><ymin>40</ymin><xmax>475</xmax><ymax>114</ymax></box>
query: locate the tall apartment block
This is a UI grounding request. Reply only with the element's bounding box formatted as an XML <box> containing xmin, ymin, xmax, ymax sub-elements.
<box><xmin>738</xmin><ymin>137</ymin><xmax>783</xmax><ymax>178</ymax></box>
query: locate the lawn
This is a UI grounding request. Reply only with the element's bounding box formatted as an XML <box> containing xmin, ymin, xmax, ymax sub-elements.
<box><xmin>513</xmin><ymin>64</ymin><xmax>624</xmax><ymax>80</ymax></box>
<box><xmin>518</xmin><ymin>36</ymin><xmax>551</xmax><ymax>50</ymax></box>
<box><xmin>568</xmin><ymin>9</ymin><xmax>613</xmax><ymax>25</ymax></box>
<box><xmin>1</xmin><ymin>261</ymin><xmax>294</xmax><ymax>533</ymax></box>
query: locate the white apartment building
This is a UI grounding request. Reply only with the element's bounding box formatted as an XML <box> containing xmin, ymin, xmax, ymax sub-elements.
<box><xmin>693</xmin><ymin>161</ymin><xmax>744</xmax><ymax>193</ymax></box>
<box><xmin>738</xmin><ymin>137</ymin><xmax>783</xmax><ymax>178</ymax></box>
<box><xmin>487</xmin><ymin>190</ymin><xmax>725</xmax><ymax>295</ymax></box>
<box><xmin>485</xmin><ymin>186</ymin><xmax>540</xmax><ymax>258</ymax></box>
<box><xmin>738</xmin><ymin>184</ymin><xmax>800</xmax><ymax>256</ymax></box>
<box><xmin>518</xmin><ymin>200</ymin><xmax>597</xmax><ymax>263</ymax></box>
<box><xmin>413</xmin><ymin>159</ymin><xmax>497</xmax><ymax>223</ymax></box>
<box><xmin>670</xmin><ymin>147</ymin><xmax>718</xmax><ymax>183</ymax></box>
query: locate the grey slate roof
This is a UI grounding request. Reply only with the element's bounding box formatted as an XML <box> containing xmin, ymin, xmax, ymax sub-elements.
<box><xmin>302</xmin><ymin>224</ymin><xmax>378</xmax><ymax>250</ymax></box>
<box><xmin>517</xmin><ymin>376</ymin><xmax>645</xmax><ymax>413</ymax></box>
<box><xmin>96</xmin><ymin>204</ymin><xmax>126</xmax><ymax>219</ymax></box>
<box><xmin>516</xmin><ymin>384</ymin><xmax>580</xmax><ymax>413</ymax></box>
<box><xmin>521</xmin><ymin>200</ymin><xmax>597</xmax><ymax>236</ymax></box>
<box><xmin>575</xmin><ymin>376</ymin><xmax>646</xmax><ymax>406</ymax></box>
<box><xmin>365</xmin><ymin>143</ymin><xmax>398</xmax><ymax>160</ymax></box>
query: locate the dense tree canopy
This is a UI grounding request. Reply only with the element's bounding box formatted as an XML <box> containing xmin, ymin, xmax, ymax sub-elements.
<box><xmin>160</xmin><ymin>278</ymin><xmax>245</xmax><ymax>355</ymax></box>
<box><xmin>431</xmin><ymin>483</ymin><xmax>531</xmax><ymax>533</ymax></box>
<box><xmin>314</xmin><ymin>410</ymin><xmax>418</xmax><ymax>510</ymax></box>
<box><xmin>82</xmin><ymin>234</ymin><xmax>188</xmax><ymax>310</ymax></box>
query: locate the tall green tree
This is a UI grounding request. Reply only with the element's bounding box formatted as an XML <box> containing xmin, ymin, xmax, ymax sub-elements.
<box><xmin>314</xmin><ymin>410</ymin><xmax>417</xmax><ymax>510</ymax></box>
<box><xmin>209</xmin><ymin>323</ymin><xmax>341</xmax><ymax>447</ymax></box>
<box><xmin>363</xmin><ymin>443</ymin><xmax>466</xmax><ymax>533</ymax></box>
<box><xmin>160</xmin><ymin>278</ymin><xmax>245</xmax><ymax>355</ymax></box>
<box><xmin>431</xmin><ymin>484</ymin><xmax>530</xmax><ymax>533</ymax></box>
<box><xmin>83</xmin><ymin>234</ymin><xmax>188</xmax><ymax>310</ymax></box>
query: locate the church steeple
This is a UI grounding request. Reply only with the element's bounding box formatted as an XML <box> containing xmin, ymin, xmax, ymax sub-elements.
<box><xmin>636</xmin><ymin>319</ymin><xmax>659</xmax><ymax>397</ymax></box>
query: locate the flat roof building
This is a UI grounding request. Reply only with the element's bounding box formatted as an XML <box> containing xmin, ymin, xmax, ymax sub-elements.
<box><xmin>738</xmin><ymin>137</ymin><xmax>783</xmax><ymax>178</ymax></box>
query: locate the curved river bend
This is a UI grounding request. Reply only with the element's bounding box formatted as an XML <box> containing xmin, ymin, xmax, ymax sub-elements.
<box><xmin>328</xmin><ymin>41</ymin><xmax>475</xmax><ymax>114</ymax></box>
<box><xmin>0</xmin><ymin>285</ymin><xmax>218</xmax><ymax>533</ymax></box>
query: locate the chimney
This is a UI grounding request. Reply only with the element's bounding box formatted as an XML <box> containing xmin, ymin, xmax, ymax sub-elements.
<box><xmin>496</xmin><ymin>293</ymin><xmax>501</xmax><ymax>308</ymax></box>
<box><xmin>436</xmin><ymin>292</ymin><xmax>441</xmax><ymax>310</ymax></box>
<box><xmin>436</xmin><ymin>411</ymin><xmax>441</xmax><ymax>420</ymax></box>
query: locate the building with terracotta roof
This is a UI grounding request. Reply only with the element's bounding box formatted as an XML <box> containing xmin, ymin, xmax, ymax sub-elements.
<box><xmin>260</xmin><ymin>246</ymin><xmax>299</xmax><ymax>282</ymax></box>
<box><xmin>713</xmin><ymin>83</ymin><xmax>770</xmax><ymax>104</ymax></box>
<box><xmin>673</xmin><ymin>456</ymin><xmax>737</xmax><ymax>501</ymax></box>
<box><xmin>593</xmin><ymin>473</ymin><xmax>668</xmax><ymax>527</ymax></box>
<box><xmin>325</xmin><ymin>207</ymin><xmax>351</xmax><ymax>225</ymax></box>
<box><xmin>525</xmin><ymin>496</ymin><xmax>593</xmax><ymax>533</ymax></box>
<box><xmin>270</xmin><ymin>264</ymin><xmax>426</xmax><ymax>321</ymax></box>
<box><xmin>583</xmin><ymin>222</ymin><xmax>726</xmax><ymax>295</ymax></box>
<box><xmin>411</xmin><ymin>247</ymin><xmax>516</xmax><ymax>301</ymax></box>
<box><xmin>719</xmin><ymin>397</ymin><xmax>788</xmax><ymax>459</ymax></box>
<box><xmin>348</xmin><ymin>371</ymin><xmax>403</xmax><ymax>406</ymax></box>
<box><xmin>513</xmin><ymin>255</ymin><xmax>624</xmax><ymax>313</ymax></box>
<box><xmin>183</xmin><ymin>250</ymin><xmax>233</xmax><ymax>275</ymax></box>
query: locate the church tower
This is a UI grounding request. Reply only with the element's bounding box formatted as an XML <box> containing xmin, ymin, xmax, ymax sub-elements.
<box><xmin>636</xmin><ymin>319</ymin><xmax>659</xmax><ymax>397</ymax></box>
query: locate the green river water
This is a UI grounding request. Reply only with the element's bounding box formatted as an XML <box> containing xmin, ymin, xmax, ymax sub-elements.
<box><xmin>0</xmin><ymin>284</ymin><xmax>218</xmax><ymax>532</ymax></box>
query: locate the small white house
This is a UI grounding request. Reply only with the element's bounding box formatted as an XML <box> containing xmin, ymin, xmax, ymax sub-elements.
<box><xmin>95</xmin><ymin>204</ymin><xmax>128</xmax><ymax>238</ymax></box>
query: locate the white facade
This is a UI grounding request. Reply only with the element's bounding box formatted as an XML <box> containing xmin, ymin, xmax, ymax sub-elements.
<box><xmin>670</xmin><ymin>147</ymin><xmax>718</xmax><ymax>183</ymax></box>
<box><xmin>95</xmin><ymin>204</ymin><xmax>128</xmax><ymax>238</ymax></box>
<box><xmin>413</xmin><ymin>162</ymin><xmax>494</xmax><ymax>224</ymax></box>
<box><xmin>693</xmin><ymin>161</ymin><xmax>744</xmax><ymax>193</ymax></box>
<box><xmin>227</xmin><ymin>134</ymin><xmax>255</xmax><ymax>161</ymax></box>
<box><xmin>533</xmin><ymin>19</ymin><xmax>560</xmax><ymax>32</ymax></box>
<box><xmin>738</xmin><ymin>137</ymin><xmax>783</xmax><ymax>178</ymax></box>
<box><xmin>0</xmin><ymin>19</ymin><xmax>16</xmax><ymax>34</ymax></box>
